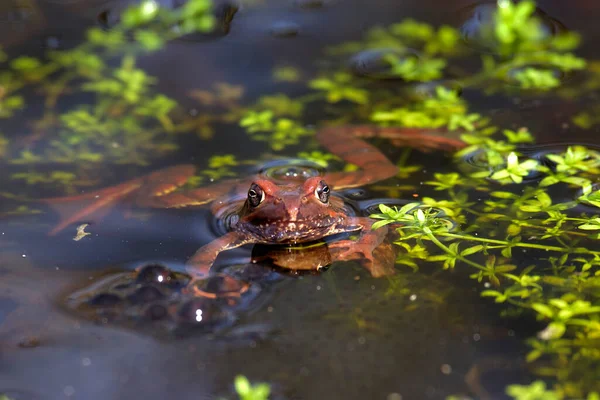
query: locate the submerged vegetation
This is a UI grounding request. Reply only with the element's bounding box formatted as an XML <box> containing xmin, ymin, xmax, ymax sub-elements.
<box><xmin>1</xmin><ymin>0</ymin><xmax>600</xmax><ymax>398</ymax></box>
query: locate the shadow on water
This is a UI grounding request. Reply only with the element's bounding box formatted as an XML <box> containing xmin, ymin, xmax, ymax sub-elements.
<box><xmin>1</xmin><ymin>0</ymin><xmax>600</xmax><ymax>399</ymax></box>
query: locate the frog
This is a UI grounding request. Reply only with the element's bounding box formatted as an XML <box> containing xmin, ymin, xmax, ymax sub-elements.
<box><xmin>44</xmin><ymin>125</ymin><xmax>464</xmax><ymax>278</ymax></box>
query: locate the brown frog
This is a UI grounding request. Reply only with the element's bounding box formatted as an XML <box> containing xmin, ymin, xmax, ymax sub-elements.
<box><xmin>44</xmin><ymin>126</ymin><xmax>464</xmax><ymax>278</ymax></box>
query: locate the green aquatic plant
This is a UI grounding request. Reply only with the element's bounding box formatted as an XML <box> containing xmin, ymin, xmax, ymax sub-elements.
<box><xmin>309</xmin><ymin>72</ymin><xmax>370</xmax><ymax>104</ymax></box>
<box><xmin>236</xmin><ymin>0</ymin><xmax>589</xmax><ymax>151</ymax></box>
<box><xmin>272</xmin><ymin>65</ymin><xmax>302</xmax><ymax>82</ymax></box>
<box><xmin>0</xmin><ymin>0</ymin><xmax>217</xmax><ymax>167</ymax></box>
<box><xmin>370</xmin><ymin>139</ymin><xmax>600</xmax><ymax>397</ymax></box>
<box><xmin>506</xmin><ymin>381</ymin><xmax>600</xmax><ymax>400</ymax></box>
<box><xmin>371</xmin><ymin>86</ymin><xmax>483</xmax><ymax>131</ymax></box>
<box><xmin>488</xmin><ymin>152</ymin><xmax>539</xmax><ymax>184</ymax></box>
<box><xmin>234</xmin><ymin>375</ymin><xmax>271</xmax><ymax>400</ymax></box>
<box><xmin>202</xmin><ymin>154</ymin><xmax>240</xmax><ymax>181</ymax></box>
<box><xmin>461</xmin><ymin>0</ymin><xmax>585</xmax><ymax>91</ymax></box>
<box><xmin>506</xmin><ymin>381</ymin><xmax>562</xmax><ymax>400</ymax></box>
<box><xmin>321</xmin><ymin>0</ymin><xmax>584</xmax><ymax>93</ymax></box>
<box><xmin>295</xmin><ymin>151</ymin><xmax>339</xmax><ymax>168</ymax></box>
<box><xmin>240</xmin><ymin>110</ymin><xmax>313</xmax><ymax>150</ymax></box>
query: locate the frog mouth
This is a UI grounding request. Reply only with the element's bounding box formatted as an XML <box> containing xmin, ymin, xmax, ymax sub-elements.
<box><xmin>254</xmin><ymin>216</ymin><xmax>359</xmax><ymax>244</ymax></box>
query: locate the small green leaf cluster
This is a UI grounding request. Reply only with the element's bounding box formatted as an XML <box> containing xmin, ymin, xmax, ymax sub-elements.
<box><xmin>309</xmin><ymin>72</ymin><xmax>370</xmax><ymax>104</ymax></box>
<box><xmin>272</xmin><ymin>65</ymin><xmax>302</xmax><ymax>82</ymax></box>
<box><xmin>296</xmin><ymin>151</ymin><xmax>339</xmax><ymax>168</ymax></box>
<box><xmin>330</xmin><ymin>19</ymin><xmax>461</xmax><ymax>56</ymax></box>
<box><xmin>456</xmin><ymin>128</ymin><xmax>600</xmax><ymax>192</ymax></box>
<box><xmin>371</xmin><ymin>86</ymin><xmax>482</xmax><ymax>131</ymax></box>
<box><xmin>202</xmin><ymin>154</ymin><xmax>239</xmax><ymax>181</ymax></box>
<box><xmin>506</xmin><ymin>380</ymin><xmax>562</xmax><ymax>400</ymax></box>
<box><xmin>233</xmin><ymin>375</ymin><xmax>271</xmax><ymax>400</ymax></box>
<box><xmin>325</xmin><ymin>19</ymin><xmax>462</xmax><ymax>82</ymax></box>
<box><xmin>490</xmin><ymin>0</ymin><xmax>564</xmax><ymax>55</ymax></box>
<box><xmin>506</xmin><ymin>382</ymin><xmax>600</xmax><ymax>400</ymax></box>
<box><xmin>462</xmin><ymin>0</ymin><xmax>586</xmax><ymax>91</ymax></box>
<box><xmin>100</xmin><ymin>0</ymin><xmax>215</xmax><ymax>48</ymax></box>
<box><xmin>239</xmin><ymin>107</ymin><xmax>312</xmax><ymax>151</ymax></box>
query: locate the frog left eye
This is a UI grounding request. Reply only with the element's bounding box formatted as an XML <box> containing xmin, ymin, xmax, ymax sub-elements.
<box><xmin>315</xmin><ymin>180</ymin><xmax>330</xmax><ymax>203</ymax></box>
<box><xmin>248</xmin><ymin>184</ymin><xmax>265</xmax><ymax>207</ymax></box>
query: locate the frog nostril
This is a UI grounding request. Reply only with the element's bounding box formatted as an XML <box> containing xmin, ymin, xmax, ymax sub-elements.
<box><xmin>301</xmin><ymin>196</ymin><xmax>308</xmax><ymax>203</ymax></box>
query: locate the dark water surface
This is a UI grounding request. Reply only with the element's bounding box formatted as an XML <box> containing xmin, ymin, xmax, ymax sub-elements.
<box><xmin>1</xmin><ymin>0</ymin><xmax>600</xmax><ymax>399</ymax></box>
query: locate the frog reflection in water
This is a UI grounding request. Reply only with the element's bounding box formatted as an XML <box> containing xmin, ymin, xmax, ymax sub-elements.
<box><xmin>46</xmin><ymin>126</ymin><xmax>464</xmax><ymax>278</ymax></box>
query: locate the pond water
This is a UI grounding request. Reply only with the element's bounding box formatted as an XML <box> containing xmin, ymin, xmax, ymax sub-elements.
<box><xmin>1</xmin><ymin>0</ymin><xmax>600</xmax><ymax>399</ymax></box>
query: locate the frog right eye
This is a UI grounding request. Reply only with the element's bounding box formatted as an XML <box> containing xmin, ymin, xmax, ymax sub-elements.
<box><xmin>315</xmin><ymin>180</ymin><xmax>330</xmax><ymax>204</ymax></box>
<box><xmin>247</xmin><ymin>184</ymin><xmax>265</xmax><ymax>207</ymax></box>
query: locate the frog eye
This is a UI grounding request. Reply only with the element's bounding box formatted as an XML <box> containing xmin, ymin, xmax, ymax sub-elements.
<box><xmin>247</xmin><ymin>184</ymin><xmax>265</xmax><ymax>207</ymax></box>
<box><xmin>315</xmin><ymin>180</ymin><xmax>330</xmax><ymax>203</ymax></box>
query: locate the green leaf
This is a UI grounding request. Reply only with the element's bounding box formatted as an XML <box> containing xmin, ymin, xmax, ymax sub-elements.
<box><xmin>531</xmin><ymin>303</ymin><xmax>554</xmax><ymax>319</ymax></box>
<box><xmin>461</xmin><ymin>245</ymin><xmax>484</xmax><ymax>256</ymax></box>
<box><xmin>235</xmin><ymin>375</ymin><xmax>251</xmax><ymax>395</ymax></box>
